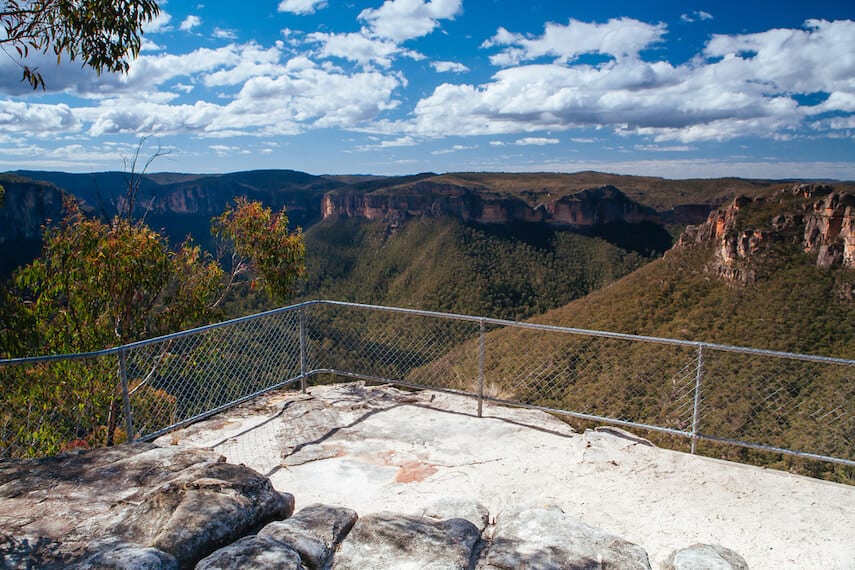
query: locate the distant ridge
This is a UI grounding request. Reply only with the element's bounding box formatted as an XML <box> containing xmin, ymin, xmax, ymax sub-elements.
<box><xmin>5</xmin><ymin>170</ymin><xmax>853</xmax><ymax>327</ymax></box>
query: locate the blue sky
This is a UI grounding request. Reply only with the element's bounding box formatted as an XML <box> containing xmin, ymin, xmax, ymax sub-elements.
<box><xmin>1</xmin><ymin>0</ymin><xmax>854</xmax><ymax>178</ymax></box>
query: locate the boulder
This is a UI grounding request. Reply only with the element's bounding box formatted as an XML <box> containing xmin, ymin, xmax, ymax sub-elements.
<box><xmin>333</xmin><ymin>513</ymin><xmax>481</xmax><ymax>570</ymax></box>
<box><xmin>479</xmin><ymin>506</ymin><xmax>651</xmax><ymax>569</ymax></box>
<box><xmin>195</xmin><ymin>534</ymin><xmax>302</xmax><ymax>570</ymax></box>
<box><xmin>76</xmin><ymin>542</ymin><xmax>178</xmax><ymax>569</ymax></box>
<box><xmin>664</xmin><ymin>544</ymin><xmax>749</xmax><ymax>570</ymax></box>
<box><xmin>418</xmin><ymin>497</ymin><xmax>490</xmax><ymax>531</ymax></box>
<box><xmin>0</xmin><ymin>443</ymin><xmax>293</xmax><ymax>568</ymax></box>
<box><xmin>258</xmin><ymin>503</ymin><xmax>358</xmax><ymax>569</ymax></box>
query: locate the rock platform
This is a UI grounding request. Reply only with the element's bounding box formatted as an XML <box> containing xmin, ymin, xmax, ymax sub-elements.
<box><xmin>0</xmin><ymin>442</ymin><xmax>748</xmax><ymax>568</ymax></box>
<box><xmin>3</xmin><ymin>383</ymin><xmax>853</xmax><ymax>568</ymax></box>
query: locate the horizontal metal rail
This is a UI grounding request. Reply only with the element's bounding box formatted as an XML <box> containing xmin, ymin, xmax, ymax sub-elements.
<box><xmin>316</xmin><ymin>300</ymin><xmax>855</xmax><ymax>365</ymax></box>
<box><xmin>3</xmin><ymin>300</ymin><xmax>852</xmax><ymax>367</ymax></box>
<box><xmin>0</xmin><ymin>301</ymin><xmax>314</xmax><ymax>367</ymax></box>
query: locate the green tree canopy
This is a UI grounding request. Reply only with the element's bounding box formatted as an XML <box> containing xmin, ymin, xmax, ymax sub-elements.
<box><xmin>0</xmin><ymin>192</ymin><xmax>305</xmax><ymax>455</ymax></box>
<box><xmin>1</xmin><ymin>0</ymin><xmax>160</xmax><ymax>89</ymax></box>
<box><xmin>11</xmin><ymin>197</ymin><xmax>223</xmax><ymax>354</ymax></box>
<box><xmin>213</xmin><ymin>198</ymin><xmax>306</xmax><ymax>304</ymax></box>
<box><xmin>5</xmin><ymin>196</ymin><xmax>305</xmax><ymax>356</ymax></box>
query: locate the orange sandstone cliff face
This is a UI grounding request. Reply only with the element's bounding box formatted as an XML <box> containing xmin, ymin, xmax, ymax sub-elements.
<box><xmin>678</xmin><ymin>184</ymin><xmax>855</xmax><ymax>284</ymax></box>
<box><xmin>321</xmin><ymin>183</ymin><xmax>661</xmax><ymax>227</ymax></box>
<box><xmin>803</xmin><ymin>190</ymin><xmax>855</xmax><ymax>269</ymax></box>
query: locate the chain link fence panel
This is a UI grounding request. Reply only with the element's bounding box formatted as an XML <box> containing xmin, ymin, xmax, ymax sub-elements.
<box><xmin>0</xmin><ymin>355</ymin><xmax>128</xmax><ymax>458</ymax></box>
<box><xmin>125</xmin><ymin>307</ymin><xmax>304</xmax><ymax>439</ymax></box>
<box><xmin>697</xmin><ymin>348</ymin><xmax>854</xmax><ymax>462</ymax></box>
<box><xmin>1</xmin><ymin>300</ymin><xmax>852</xmax><ymax>477</ymax></box>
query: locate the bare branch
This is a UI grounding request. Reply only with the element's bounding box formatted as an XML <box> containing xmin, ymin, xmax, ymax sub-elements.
<box><xmin>121</xmin><ymin>137</ymin><xmax>172</xmax><ymax>224</ymax></box>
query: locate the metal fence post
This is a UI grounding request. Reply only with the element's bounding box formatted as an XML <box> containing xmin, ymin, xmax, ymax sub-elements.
<box><xmin>690</xmin><ymin>346</ymin><xmax>704</xmax><ymax>454</ymax></box>
<box><xmin>118</xmin><ymin>350</ymin><xmax>135</xmax><ymax>443</ymax></box>
<box><xmin>299</xmin><ymin>305</ymin><xmax>307</xmax><ymax>393</ymax></box>
<box><xmin>477</xmin><ymin>318</ymin><xmax>485</xmax><ymax>418</ymax></box>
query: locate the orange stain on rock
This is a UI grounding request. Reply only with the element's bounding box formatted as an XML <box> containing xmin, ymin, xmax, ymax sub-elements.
<box><xmin>394</xmin><ymin>460</ymin><xmax>438</xmax><ymax>483</ymax></box>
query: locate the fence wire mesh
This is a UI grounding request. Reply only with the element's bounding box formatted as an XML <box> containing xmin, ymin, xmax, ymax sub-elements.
<box><xmin>125</xmin><ymin>308</ymin><xmax>304</xmax><ymax>438</ymax></box>
<box><xmin>0</xmin><ymin>306</ymin><xmax>304</xmax><ymax>459</ymax></box>
<box><xmin>1</xmin><ymin>300</ymin><xmax>852</xmax><ymax>477</ymax></box>
<box><xmin>698</xmin><ymin>348</ymin><xmax>854</xmax><ymax>461</ymax></box>
<box><xmin>477</xmin><ymin>327</ymin><xmax>700</xmax><ymax>435</ymax></box>
<box><xmin>0</xmin><ymin>356</ymin><xmax>128</xmax><ymax>458</ymax></box>
<box><xmin>307</xmin><ymin>302</ymin><xmax>480</xmax><ymax>392</ymax></box>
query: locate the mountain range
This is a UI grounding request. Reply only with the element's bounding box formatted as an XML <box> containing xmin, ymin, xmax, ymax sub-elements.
<box><xmin>2</xmin><ymin>168</ymin><xmax>852</xmax><ymax>329</ymax></box>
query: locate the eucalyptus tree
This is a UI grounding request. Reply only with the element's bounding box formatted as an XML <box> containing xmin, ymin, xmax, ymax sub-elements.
<box><xmin>1</xmin><ymin>0</ymin><xmax>160</xmax><ymax>89</ymax></box>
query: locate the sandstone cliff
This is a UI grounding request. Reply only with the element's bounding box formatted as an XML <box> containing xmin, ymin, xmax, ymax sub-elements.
<box><xmin>678</xmin><ymin>183</ymin><xmax>855</xmax><ymax>283</ymax></box>
<box><xmin>321</xmin><ymin>182</ymin><xmax>661</xmax><ymax>227</ymax></box>
<box><xmin>0</xmin><ymin>176</ymin><xmax>64</xmax><ymax>244</ymax></box>
<box><xmin>0</xmin><ymin>176</ymin><xmax>65</xmax><ymax>277</ymax></box>
<box><xmin>803</xmin><ymin>189</ymin><xmax>855</xmax><ymax>268</ymax></box>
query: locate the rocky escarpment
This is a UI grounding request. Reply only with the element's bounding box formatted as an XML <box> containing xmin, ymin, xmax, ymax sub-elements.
<box><xmin>803</xmin><ymin>188</ymin><xmax>855</xmax><ymax>268</ymax></box>
<box><xmin>678</xmin><ymin>183</ymin><xmax>855</xmax><ymax>283</ymax></box>
<box><xmin>0</xmin><ymin>176</ymin><xmax>64</xmax><ymax>245</ymax></box>
<box><xmin>322</xmin><ymin>182</ymin><xmax>661</xmax><ymax>228</ymax></box>
<box><xmin>0</xmin><ymin>176</ymin><xmax>65</xmax><ymax>277</ymax></box>
<box><xmin>677</xmin><ymin>195</ymin><xmax>765</xmax><ymax>283</ymax></box>
<box><xmin>0</xmin><ymin>443</ymin><xmax>749</xmax><ymax>569</ymax></box>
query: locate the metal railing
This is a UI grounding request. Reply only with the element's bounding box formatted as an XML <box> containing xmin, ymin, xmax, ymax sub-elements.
<box><xmin>1</xmin><ymin>300</ymin><xmax>853</xmax><ymax>473</ymax></box>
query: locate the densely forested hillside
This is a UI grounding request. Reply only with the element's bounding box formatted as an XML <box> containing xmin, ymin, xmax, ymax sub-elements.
<box><xmin>298</xmin><ymin>216</ymin><xmax>658</xmax><ymax>320</ymax></box>
<box><xmin>532</xmin><ymin>189</ymin><xmax>855</xmax><ymax>357</ymax></box>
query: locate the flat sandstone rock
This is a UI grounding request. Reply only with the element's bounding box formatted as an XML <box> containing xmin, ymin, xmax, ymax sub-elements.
<box><xmin>0</xmin><ymin>442</ymin><xmax>293</xmax><ymax>568</ymax></box>
<box><xmin>479</xmin><ymin>506</ymin><xmax>651</xmax><ymax>570</ymax></box>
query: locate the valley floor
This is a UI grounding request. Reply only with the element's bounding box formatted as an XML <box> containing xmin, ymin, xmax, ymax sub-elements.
<box><xmin>159</xmin><ymin>382</ymin><xmax>855</xmax><ymax>569</ymax></box>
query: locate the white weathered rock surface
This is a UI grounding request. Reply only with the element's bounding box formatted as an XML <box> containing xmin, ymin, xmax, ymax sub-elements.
<box><xmin>162</xmin><ymin>383</ymin><xmax>853</xmax><ymax>569</ymax></box>
<box><xmin>479</xmin><ymin>505</ymin><xmax>651</xmax><ymax>569</ymax></box>
<box><xmin>0</xmin><ymin>443</ymin><xmax>293</xmax><ymax>568</ymax></box>
<box><xmin>333</xmin><ymin>512</ymin><xmax>481</xmax><ymax>570</ymax></box>
<box><xmin>664</xmin><ymin>543</ymin><xmax>749</xmax><ymax>570</ymax></box>
<box><xmin>5</xmin><ymin>383</ymin><xmax>854</xmax><ymax>569</ymax></box>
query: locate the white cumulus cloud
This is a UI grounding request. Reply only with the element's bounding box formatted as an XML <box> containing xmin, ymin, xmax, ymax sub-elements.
<box><xmin>397</xmin><ymin>19</ymin><xmax>855</xmax><ymax>144</ymax></box>
<box><xmin>431</xmin><ymin>61</ymin><xmax>469</xmax><ymax>73</ymax></box>
<box><xmin>180</xmin><ymin>15</ymin><xmax>202</xmax><ymax>32</ymax></box>
<box><xmin>515</xmin><ymin>137</ymin><xmax>559</xmax><ymax>145</ymax></box>
<box><xmin>484</xmin><ymin>18</ymin><xmax>668</xmax><ymax>66</ymax></box>
<box><xmin>0</xmin><ymin>101</ymin><xmax>81</xmax><ymax>135</ymax></box>
<box><xmin>431</xmin><ymin>144</ymin><xmax>476</xmax><ymax>154</ymax></box>
<box><xmin>681</xmin><ymin>11</ymin><xmax>713</xmax><ymax>23</ymax></box>
<box><xmin>143</xmin><ymin>11</ymin><xmax>172</xmax><ymax>33</ymax></box>
<box><xmin>359</xmin><ymin>0</ymin><xmax>462</xmax><ymax>43</ymax></box>
<box><xmin>213</xmin><ymin>28</ymin><xmax>238</xmax><ymax>40</ymax></box>
<box><xmin>278</xmin><ymin>0</ymin><xmax>327</xmax><ymax>15</ymax></box>
<box><xmin>307</xmin><ymin>32</ymin><xmax>404</xmax><ymax>68</ymax></box>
